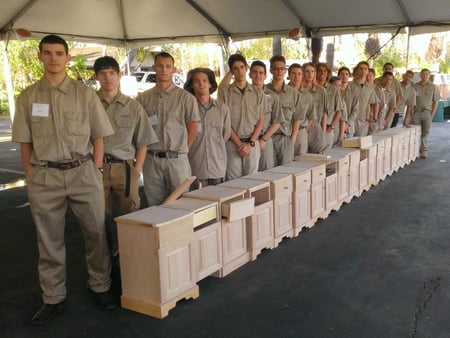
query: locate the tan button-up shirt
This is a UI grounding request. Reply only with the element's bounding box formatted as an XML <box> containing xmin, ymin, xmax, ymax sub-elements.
<box><xmin>349</xmin><ymin>81</ymin><xmax>379</xmax><ymax>122</ymax></box>
<box><xmin>98</xmin><ymin>91</ymin><xmax>158</xmax><ymax>160</ymax></box>
<box><xmin>188</xmin><ymin>99</ymin><xmax>231</xmax><ymax>180</ymax></box>
<box><xmin>12</xmin><ymin>76</ymin><xmax>113</xmax><ymax>165</ymax></box>
<box><xmin>217</xmin><ymin>82</ymin><xmax>265</xmax><ymax>137</ymax></box>
<box><xmin>308</xmin><ymin>84</ymin><xmax>327</xmax><ymax>123</ymax></box>
<box><xmin>137</xmin><ymin>83</ymin><xmax>200</xmax><ymax>154</ymax></box>
<box><xmin>413</xmin><ymin>82</ymin><xmax>440</xmax><ymax>113</ymax></box>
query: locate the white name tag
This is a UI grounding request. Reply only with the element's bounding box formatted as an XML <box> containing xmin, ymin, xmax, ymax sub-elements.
<box><xmin>32</xmin><ymin>103</ymin><xmax>49</xmax><ymax>117</ymax></box>
<box><xmin>198</xmin><ymin>122</ymin><xmax>202</xmax><ymax>133</ymax></box>
<box><xmin>149</xmin><ymin>114</ymin><xmax>158</xmax><ymax>125</ymax></box>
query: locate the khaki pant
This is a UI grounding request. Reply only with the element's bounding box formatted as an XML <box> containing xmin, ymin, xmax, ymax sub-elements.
<box><xmin>143</xmin><ymin>154</ymin><xmax>191</xmax><ymax>206</ymax></box>
<box><xmin>354</xmin><ymin>120</ymin><xmax>369</xmax><ymax>137</ymax></box>
<box><xmin>308</xmin><ymin>122</ymin><xmax>325</xmax><ymax>153</ymax></box>
<box><xmin>294</xmin><ymin>128</ymin><xmax>308</xmax><ymax>156</ymax></box>
<box><xmin>226</xmin><ymin>140</ymin><xmax>260</xmax><ymax>180</ymax></box>
<box><xmin>411</xmin><ymin>111</ymin><xmax>432</xmax><ymax>152</ymax></box>
<box><xmin>259</xmin><ymin>137</ymin><xmax>274</xmax><ymax>171</ymax></box>
<box><xmin>273</xmin><ymin>134</ymin><xmax>294</xmax><ymax>166</ymax></box>
<box><xmin>103</xmin><ymin>160</ymin><xmax>140</xmax><ymax>255</ymax></box>
<box><xmin>27</xmin><ymin>161</ymin><xmax>111</xmax><ymax>304</ymax></box>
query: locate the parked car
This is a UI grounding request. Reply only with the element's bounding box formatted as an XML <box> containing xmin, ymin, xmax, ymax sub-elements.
<box><xmin>132</xmin><ymin>71</ymin><xmax>185</xmax><ymax>92</ymax></box>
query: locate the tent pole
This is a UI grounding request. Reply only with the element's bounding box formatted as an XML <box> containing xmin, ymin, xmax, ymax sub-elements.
<box><xmin>406</xmin><ymin>27</ymin><xmax>411</xmax><ymax>69</ymax></box>
<box><xmin>1</xmin><ymin>40</ymin><xmax>15</xmax><ymax>126</ymax></box>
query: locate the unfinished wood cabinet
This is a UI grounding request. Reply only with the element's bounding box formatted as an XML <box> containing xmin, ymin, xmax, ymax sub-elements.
<box><xmin>162</xmin><ymin>198</ymin><xmax>222</xmax><ymax>282</ymax></box>
<box><xmin>219</xmin><ymin>178</ymin><xmax>274</xmax><ymax>260</ymax></box>
<box><xmin>360</xmin><ymin>145</ymin><xmax>377</xmax><ymax>192</ymax></box>
<box><xmin>372</xmin><ymin>136</ymin><xmax>386</xmax><ymax>182</ymax></box>
<box><xmin>183</xmin><ymin>185</ymin><xmax>253</xmax><ymax>277</ymax></box>
<box><xmin>244</xmin><ymin>171</ymin><xmax>293</xmax><ymax>246</ymax></box>
<box><xmin>116</xmin><ymin>206</ymin><xmax>198</xmax><ymax>319</ymax></box>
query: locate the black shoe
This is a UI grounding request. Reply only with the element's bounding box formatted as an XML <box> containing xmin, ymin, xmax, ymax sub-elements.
<box><xmin>30</xmin><ymin>302</ymin><xmax>65</xmax><ymax>326</ymax></box>
<box><xmin>89</xmin><ymin>289</ymin><xmax>118</xmax><ymax>310</ymax></box>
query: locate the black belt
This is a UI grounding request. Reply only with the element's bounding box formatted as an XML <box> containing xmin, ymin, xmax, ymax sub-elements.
<box><xmin>46</xmin><ymin>154</ymin><xmax>92</xmax><ymax>170</ymax></box>
<box><xmin>104</xmin><ymin>157</ymin><xmax>125</xmax><ymax>164</ymax></box>
<box><xmin>273</xmin><ymin>132</ymin><xmax>287</xmax><ymax>136</ymax></box>
<box><xmin>148</xmin><ymin>150</ymin><xmax>179</xmax><ymax>159</ymax></box>
<box><xmin>239</xmin><ymin>137</ymin><xmax>251</xmax><ymax>143</ymax></box>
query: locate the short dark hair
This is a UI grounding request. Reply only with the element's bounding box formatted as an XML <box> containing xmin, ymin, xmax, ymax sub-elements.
<box><xmin>382</xmin><ymin>71</ymin><xmax>394</xmax><ymax>78</ymax></box>
<box><xmin>154</xmin><ymin>52</ymin><xmax>175</xmax><ymax>64</ymax></box>
<box><xmin>269</xmin><ymin>55</ymin><xmax>286</xmax><ymax>67</ymax></box>
<box><xmin>184</xmin><ymin>67</ymin><xmax>218</xmax><ymax>95</ymax></box>
<box><xmin>228</xmin><ymin>54</ymin><xmax>247</xmax><ymax>69</ymax></box>
<box><xmin>288</xmin><ymin>63</ymin><xmax>302</xmax><ymax>75</ymax></box>
<box><xmin>383</xmin><ymin>62</ymin><xmax>394</xmax><ymax>68</ymax></box>
<box><xmin>337</xmin><ymin>66</ymin><xmax>350</xmax><ymax>76</ymax></box>
<box><xmin>329</xmin><ymin>76</ymin><xmax>340</xmax><ymax>84</ymax></box>
<box><xmin>93</xmin><ymin>56</ymin><xmax>120</xmax><ymax>74</ymax></box>
<box><xmin>250</xmin><ymin>60</ymin><xmax>266</xmax><ymax>74</ymax></box>
<box><xmin>39</xmin><ymin>34</ymin><xmax>69</xmax><ymax>54</ymax></box>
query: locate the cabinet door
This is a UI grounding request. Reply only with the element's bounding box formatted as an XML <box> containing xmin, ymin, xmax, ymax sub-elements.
<box><xmin>311</xmin><ymin>182</ymin><xmax>325</xmax><ymax>218</ymax></box>
<box><xmin>295</xmin><ymin>189</ymin><xmax>311</xmax><ymax>228</ymax></box>
<box><xmin>221</xmin><ymin>218</ymin><xmax>247</xmax><ymax>265</ymax></box>
<box><xmin>194</xmin><ymin>222</ymin><xmax>222</xmax><ymax>281</ymax></box>
<box><xmin>338</xmin><ymin>169</ymin><xmax>349</xmax><ymax>201</ymax></box>
<box><xmin>159</xmin><ymin>240</ymin><xmax>195</xmax><ymax>303</ymax></box>
<box><xmin>251</xmin><ymin>202</ymin><xmax>274</xmax><ymax>250</ymax></box>
<box><xmin>348</xmin><ymin>165</ymin><xmax>359</xmax><ymax>196</ymax></box>
<box><xmin>325</xmin><ymin>174</ymin><xmax>338</xmax><ymax>211</ymax></box>
<box><xmin>273</xmin><ymin>195</ymin><xmax>292</xmax><ymax>237</ymax></box>
<box><xmin>359</xmin><ymin>159</ymin><xmax>368</xmax><ymax>191</ymax></box>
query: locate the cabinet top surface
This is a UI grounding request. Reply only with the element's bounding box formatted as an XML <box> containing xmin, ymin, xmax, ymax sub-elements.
<box><xmin>218</xmin><ymin>178</ymin><xmax>270</xmax><ymax>190</ymax></box>
<box><xmin>161</xmin><ymin>197</ymin><xmax>218</xmax><ymax>212</ymax></box>
<box><xmin>183</xmin><ymin>185</ymin><xmax>245</xmax><ymax>201</ymax></box>
<box><xmin>243</xmin><ymin>171</ymin><xmax>292</xmax><ymax>182</ymax></box>
<box><xmin>115</xmin><ymin>205</ymin><xmax>192</xmax><ymax>226</ymax></box>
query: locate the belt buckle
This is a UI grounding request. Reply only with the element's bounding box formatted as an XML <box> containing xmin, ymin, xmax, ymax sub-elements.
<box><xmin>59</xmin><ymin>163</ymin><xmax>73</xmax><ymax>170</ymax></box>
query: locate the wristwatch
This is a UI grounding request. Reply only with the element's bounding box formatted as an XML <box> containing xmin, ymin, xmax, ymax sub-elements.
<box><xmin>249</xmin><ymin>140</ymin><xmax>256</xmax><ymax>147</ymax></box>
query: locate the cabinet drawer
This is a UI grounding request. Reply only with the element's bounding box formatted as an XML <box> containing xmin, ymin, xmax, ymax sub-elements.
<box><xmin>311</xmin><ymin>166</ymin><xmax>325</xmax><ymax>183</ymax></box>
<box><xmin>272</xmin><ymin>176</ymin><xmax>293</xmax><ymax>198</ymax></box>
<box><xmin>295</xmin><ymin>171</ymin><xmax>311</xmax><ymax>190</ymax></box>
<box><xmin>221</xmin><ymin>197</ymin><xmax>255</xmax><ymax>222</ymax></box>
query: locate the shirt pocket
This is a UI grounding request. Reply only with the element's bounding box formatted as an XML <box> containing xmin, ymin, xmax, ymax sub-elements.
<box><xmin>64</xmin><ymin>111</ymin><xmax>88</xmax><ymax>136</ymax></box>
<box><xmin>31</xmin><ymin>115</ymin><xmax>55</xmax><ymax>137</ymax></box>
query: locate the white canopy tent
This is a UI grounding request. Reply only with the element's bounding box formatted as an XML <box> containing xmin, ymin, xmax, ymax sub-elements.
<box><xmin>1</xmin><ymin>0</ymin><xmax>450</xmax><ymax>46</ymax></box>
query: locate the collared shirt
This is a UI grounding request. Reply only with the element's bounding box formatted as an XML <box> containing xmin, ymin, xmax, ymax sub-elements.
<box><xmin>265</xmin><ymin>82</ymin><xmax>303</xmax><ymax>135</ymax></box>
<box><xmin>12</xmin><ymin>76</ymin><xmax>113</xmax><ymax>165</ymax></box>
<box><xmin>413</xmin><ymin>82</ymin><xmax>441</xmax><ymax>113</ymax></box>
<box><xmin>262</xmin><ymin>88</ymin><xmax>284</xmax><ymax>133</ymax></box>
<box><xmin>396</xmin><ymin>83</ymin><xmax>416</xmax><ymax>114</ymax></box>
<box><xmin>307</xmin><ymin>84</ymin><xmax>327</xmax><ymax>123</ymax></box>
<box><xmin>137</xmin><ymin>83</ymin><xmax>200</xmax><ymax>154</ymax></box>
<box><xmin>349</xmin><ymin>81</ymin><xmax>379</xmax><ymax>122</ymax></box>
<box><xmin>98</xmin><ymin>91</ymin><xmax>158</xmax><ymax>160</ymax></box>
<box><xmin>188</xmin><ymin>99</ymin><xmax>231</xmax><ymax>180</ymax></box>
<box><xmin>323</xmin><ymin>82</ymin><xmax>346</xmax><ymax>123</ymax></box>
<box><xmin>217</xmin><ymin>82</ymin><xmax>265</xmax><ymax>137</ymax></box>
<box><xmin>374</xmin><ymin>86</ymin><xmax>396</xmax><ymax>116</ymax></box>
<box><xmin>375</xmin><ymin>77</ymin><xmax>402</xmax><ymax>102</ymax></box>
<box><xmin>340</xmin><ymin>84</ymin><xmax>359</xmax><ymax>123</ymax></box>
<box><xmin>297</xmin><ymin>88</ymin><xmax>315</xmax><ymax>127</ymax></box>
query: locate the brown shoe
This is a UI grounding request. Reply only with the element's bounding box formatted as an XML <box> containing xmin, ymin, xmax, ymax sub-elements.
<box><xmin>30</xmin><ymin>302</ymin><xmax>65</xmax><ymax>326</ymax></box>
<box><xmin>420</xmin><ymin>151</ymin><xmax>428</xmax><ymax>159</ymax></box>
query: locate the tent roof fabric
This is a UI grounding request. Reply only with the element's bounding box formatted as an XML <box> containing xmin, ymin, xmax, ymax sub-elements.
<box><xmin>1</xmin><ymin>0</ymin><xmax>450</xmax><ymax>46</ymax></box>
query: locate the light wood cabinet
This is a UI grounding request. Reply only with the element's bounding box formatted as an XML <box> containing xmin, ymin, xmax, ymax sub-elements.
<box><xmin>116</xmin><ymin>206</ymin><xmax>198</xmax><ymax>318</ymax></box>
<box><xmin>183</xmin><ymin>185</ymin><xmax>253</xmax><ymax>277</ymax></box>
<box><xmin>219</xmin><ymin>178</ymin><xmax>274</xmax><ymax>260</ymax></box>
<box><xmin>162</xmin><ymin>198</ymin><xmax>221</xmax><ymax>282</ymax></box>
<box><xmin>244</xmin><ymin>171</ymin><xmax>293</xmax><ymax>246</ymax></box>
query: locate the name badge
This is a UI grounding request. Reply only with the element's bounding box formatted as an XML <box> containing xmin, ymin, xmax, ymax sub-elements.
<box><xmin>198</xmin><ymin>122</ymin><xmax>202</xmax><ymax>133</ymax></box>
<box><xmin>149</xmin><ymin>115</ymin><xmax>158</xmax><ymax>125</ymax></box>
<box><xmin>32</xmin><ymin>103</ymin><xmax>49</xmax><ymax>117</ymax></box>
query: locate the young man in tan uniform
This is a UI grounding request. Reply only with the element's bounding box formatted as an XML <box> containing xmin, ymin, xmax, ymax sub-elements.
<box><xmin>217</xmin><ymin>54</ymin><xmax>265</xmax><ymax>179</ymax></box>
<box><xmin>94</xmin><ymin>56</ymin><xmax>158</xmax><ymax>256</ymax></box>
<box><xmin>288</xmin><ymin>63</ymin><xmax>314</xmax><ymax>156</ymax></box>
<box><xmin>369</xmin><ymin>71</ymin><xmax>396</xmax><ymax>134</ymax></box>
<box><xmin>316</xmin><ymin>63</ymin><xmax>346</xmax><ymax>148</ymax></box>
<box><xmin>247</xmin><ymin>60</ymin><xmax>283</xmax><ymax>171</ymax></box>
<box><xmin>137</xmin><ymin>52</ymin><xmax>200</xmax><ymax>206</ymax></box>
<box><xmin>349</xmin><ymin>61</ymin><xmax>379</xmax><ymax>137</ymax></box>
<box><xmin>338</xmin><ymin>66</ymin><xmax>359</xmax><ymax>138</ymax></box>
<box><xmin>392</xmin><ymin>70</ymin><xmax>416</xmax><ymax>128</ymax></box>
<box><xmin>266</xmin><ymin>55</ymin><xmax>303</xmax><ymax>165</ymax></box>
<box><xmin>184</xmin><ymin>67</ymin><xmax>231</xmax><ymax>186</ymax></box>
<box><xmin>12</xmin><ymin>35</ymin><xmax>116</xmax><ymax>326</ymax></box>
<box><xmin>407</xmin><ymin>68</ymin><xmax>440</xmax><ymax>158</ymax></box>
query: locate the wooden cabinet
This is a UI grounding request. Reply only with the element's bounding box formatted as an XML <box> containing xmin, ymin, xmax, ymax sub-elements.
<box><xmin>360</xmin><ymin>145</ymin><xmax>377</xmax><ymax>192</ymax></box>
<box><xmin>219</xmin><ymin>178</ymin><xmax>274</xmax><ymax>260</ymax></box>
<box><xmin>116</xmin><ymin>206</ymin><xmax>198</xmax><ymax>318</ymax></box>
<box><xmin>244</xmin><ymin>171</ymin><xmax>293</xmax><ymax>246</ymax></box>
<box><xmin>183</xmin><ymin>185</ymin><xmax>253</xmax><ymax>277</ymax></box>
<box><xmin>162</xmin><ymin>198</ymin><xmax>221</xmax><ymax>282</ymax></box>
